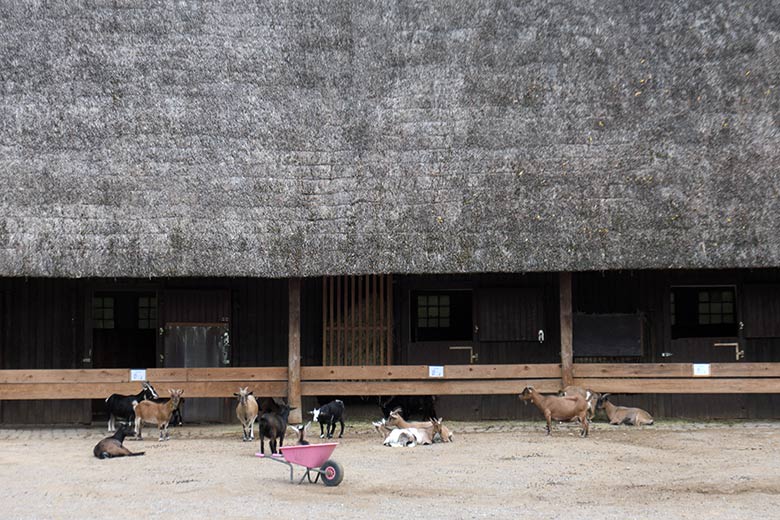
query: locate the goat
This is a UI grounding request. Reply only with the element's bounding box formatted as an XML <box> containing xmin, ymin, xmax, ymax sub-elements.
<box><xmin>379</xmin><ymin>395</ymin><xmax>437</xmax><ymax>421</ymax></box>
<box><xmin>257</xmin><ymin>402</ymin><xmax>293</xmax><ymax>456</ymax></box>
<box><xmin>288</xmin><ymin>421</ymin><xmax>311</xmax><ymax>445</ymax></box>
<box><xmin>519</xmin><ymin>386</ymin><xmax>589</xmax><ymax>437</ymax></box>
<box><xmin>372</xmin><ymin>418</ymin><xmax>394</xmax><ymax>439</ymax></box>
<box><xmin>559</xmin><ymin>385</ymin><xmax>600</xmax><ymax>421</ymax></box>
<box><xmin>311</xmin><ymin>399</ymin><xmax>345</xmax><ymax>439</ymax></box>
<box><xmin>596</xmin><ymin>394</ymin><xmax>654</xmax><ymax>426</ymax></box>
<box><xmin>386</xmin><ymin>409</ymin><xmax>434</xmax><ymax>444</ymax></box>
<box><xmin>93</xmin><ymin>424</ymin><xmax>145</xmax><ymax>459</ymax></box>
<box><xmin>383</xmin><ymin>427</ymin><xmax>426</xmax><ymax>447</ymax></box>
<box><xmin>151</xmin><ymin>397</ymin><xmax>184</xmax><ymax>427</ymax></box>
<box><xmin>430</xmin><ymin>417</ymin><xmax>454</xmax><ymax>443</ymax></box>
<box><xmin>234</xmin><ymin>387</ymin><xmax>259</xmax><ymax>442</ymax></box>
<box><xmin>133</xmin><ymin>389</ymin><xmax>184</xmax><ymax>442</ymax></box>
<box><xmin>105</xmin><ymin>381</ymin><xmax>158</xmax><ymax>432</ymax></box>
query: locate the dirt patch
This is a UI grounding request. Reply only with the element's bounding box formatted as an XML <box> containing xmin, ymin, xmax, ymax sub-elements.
<box><xmin>1</xmin><ymin>420</ymin><xmax>779</xmax><ymax>519</ymax></box>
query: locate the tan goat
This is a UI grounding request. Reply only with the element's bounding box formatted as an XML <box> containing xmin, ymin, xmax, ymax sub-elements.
<box><xmin>520</xmin><ymin>386</ymin><xmax>589</xmax><ymax>437</ymax></box>
<box><xmin>386</xmin><ymin>409</ymin><xmax>434</xmax><ymax>444</ymax></box>
<box><xmin>234</xmin><ymin>387</ymin><xmax>259</xmax><ymax>442</ymax></box>
<box><xmin>430</xmin><ymin>417</ymin><xmax>454</xmax><ymax>443</ymax></box>
<box><xmin>133</xmin><ymin>389</ymin><xmax>184</xmax><ymax>442</ymax></box>
<box><xmin>596</xmin><ymin>394</ymin><xmax>654</xmax><ymax>426</ymax></box>
<box><xmin>560</xmin><ymin>385</ymin><xmax>600</xmax><ymax>421</ymax></box>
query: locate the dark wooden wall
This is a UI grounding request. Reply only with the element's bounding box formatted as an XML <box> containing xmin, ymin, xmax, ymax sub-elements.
<box><xmin>0</xmin><ymin>278</ymin><xmax>90</xmax><ymax>423</ymax></box>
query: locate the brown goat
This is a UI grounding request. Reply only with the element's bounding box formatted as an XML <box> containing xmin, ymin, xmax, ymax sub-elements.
<box><xmin>596</xmin><ymin>394</ymin><xmax>654</xmax><ymax>426</ymax></box>
<box><xmin>386</xmin><ymin>409</ymin><xmax>434</xmax><ymax>444</ymax></box>
<box><xmin>93</xmin><ymin>424</ymin><xmax>144</xmax><ymax>459</ymax></box>
<box><xmin>430</xmin><ymin>417</ymin><xmax>454</xmax><ymax>443</ymax></box>
<box><xmin>234</xmin><ymin>387</ymin><xmax>259</xmax><ymax>442</ymax></box>
<box><xmin>560</xmin><ymin>385</ymin><xmax>600</xmax><ymax>421</ymax></box>
<box><xmin>520</xmin><ymin>386</ymin><xmax>589</xmax><ymax>437</ymax></box>
<box><xmin>133</xmin><ymin>389</ymin><xmax>184</xmax><ymax>441</ymax></box>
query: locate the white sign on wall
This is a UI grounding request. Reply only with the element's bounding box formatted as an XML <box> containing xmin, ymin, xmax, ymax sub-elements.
<box><xmin>428</xmin><ymin>366</ymin><xmax>444</xmax><ymax>378</ymax></box>
<box><xmin>692</xmin><ymin>364</ymin><xmax>711</xmax><ymax>377</ymax></box>
<box><xmin>130</xmin><ymin>369</ymin><xmax>147</xmax><ymax>381</ymax></box>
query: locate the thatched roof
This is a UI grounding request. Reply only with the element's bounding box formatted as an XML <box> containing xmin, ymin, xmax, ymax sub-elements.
<box><xmin>0</xmin><ymin>1</ymin><xmax>778</xmax><ymax>277</ymax></box>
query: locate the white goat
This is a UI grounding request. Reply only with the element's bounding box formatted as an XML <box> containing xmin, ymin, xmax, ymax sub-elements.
<box><xmin>234</xmin><ymin>387</ymin><xmax>259</xmax><ymax>441</ymax></box>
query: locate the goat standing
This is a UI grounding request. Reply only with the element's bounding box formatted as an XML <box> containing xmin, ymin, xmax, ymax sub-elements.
<box><xmin>520</xmin><ymin>386</ymin><xmax>589</xmax><ymax>437</ymax></box>
<box><xmin>105</xmin><ymin>381</ymin><xmax>158</xmax><ymax>432</ymax></box>
<box><xmin>288</xmin><ymin>421</ymin><xmax>311</xmax><ymax>445</ymax></box>
<box><xmin>257</xmin><ymin>402</ymin><xmax>292</xmax><ymax>456</ymax></box>
<box><xmin>311</xmin><ymin>399</ymin><xmax>346</xmax><ymax>439</ymax></box>
<box><xmin>234</xmin><ymin>387</ymin><xmax>259</xmax><ymax>441</ymax></box>
<box><xmin>133</xmin><ymin>389</ymin><xmax>184</xmax><ymax>441</ymax></box>
<box><xmin>93</xmin><ymin>424</ymin><xmax>145</xmax><ymax>459</ymax></box>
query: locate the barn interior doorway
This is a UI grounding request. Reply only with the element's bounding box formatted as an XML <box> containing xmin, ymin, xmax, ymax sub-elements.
<box><xmin>90</xmin><ymin>290</ymin><xmax>158</xmax><ymax>422</ymax></box>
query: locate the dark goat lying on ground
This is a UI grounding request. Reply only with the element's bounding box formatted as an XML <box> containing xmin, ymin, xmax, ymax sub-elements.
<box><xmin>311</xmin><ymin>399</ymin><xmax>346</xmax><ymax>439</ymax></box>
<box><xmin>379</xmin><ymin>395</ymin><xmax>437</xmax><ymax>421</ymax></box>
<box><xmin>93</xmin><ymin>424</ymin><xmax>145</xmax><ymax>459</ymax></box>
<box><xmin>105</xmin><ymin>381</ymin><xmax>158</xmax><ymax>432</ymax></box>
<box><xmin>256</xmin><ymin>402</ymin><xmax>293</xmax><ymax>456</ymax></box>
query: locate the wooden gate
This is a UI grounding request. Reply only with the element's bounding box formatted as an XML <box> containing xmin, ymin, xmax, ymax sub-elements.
<box><xmin>322</xmin><ymin>275</ymin><xmax>393</xmax><ymax>366</ymax></box>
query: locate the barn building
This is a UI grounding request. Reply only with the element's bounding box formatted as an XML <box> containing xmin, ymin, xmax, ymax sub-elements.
<box><xmin>0</xmin><ymin>1</ymin><xmax>778</xmax><ymax>423</ymax></box>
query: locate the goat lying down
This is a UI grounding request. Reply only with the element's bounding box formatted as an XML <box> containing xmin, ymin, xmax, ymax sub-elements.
<box><xmin>373</xmin><ymin>419</ymin><xmax>429</xmax><ymax>447</ymax></box>
<box><xmin>93</xmin><ymin>425</ymin><xmax>144</xmax><ymax>459</ymax></box>
<box><xmin>597</xmin><ymin>394</ymin><xmax>654</xmax><ymax>426</ymax></box>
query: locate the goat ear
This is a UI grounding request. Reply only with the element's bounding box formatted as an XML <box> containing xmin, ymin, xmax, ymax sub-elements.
<box><xmin>233</xmin><ymin>393</ymin><xmax>239</xmax><ymax>397</ymax></box>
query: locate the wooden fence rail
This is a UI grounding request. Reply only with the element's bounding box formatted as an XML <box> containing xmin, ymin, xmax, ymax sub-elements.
<box><xmin>0</xmin><ymin>363</ymin><xmax>779</xmax><ymax>399</ymax></box>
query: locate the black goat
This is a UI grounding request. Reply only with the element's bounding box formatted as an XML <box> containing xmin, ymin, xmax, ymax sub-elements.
<box><xmin>105</xmin><ymin>381</ymin><xmax>158</xmax><ymax>432</ymax></box>
<box><xmin>311</xmin><ymin>399</ymin><xmax>345</xmax><ymax>439</ymax></box>
<box><xmin>93</xmin><ymin>424</ymin><xmax>145</xmax><ymax>459</ymax></box>
<box><xmin>379</xmin><ymin>395</ymin><xmax>436</xmax><ymax>421</ymax></box>
<box><xmin>256</xmin><ymin>402</ymin><xmax>293</xmax><ymax>456</ymax></box>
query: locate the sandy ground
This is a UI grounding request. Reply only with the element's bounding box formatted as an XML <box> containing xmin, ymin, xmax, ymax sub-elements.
<box><xmin>1</xmin><ymin>420</ymin><xmax>778</xmax><ymax>520</ymax></box>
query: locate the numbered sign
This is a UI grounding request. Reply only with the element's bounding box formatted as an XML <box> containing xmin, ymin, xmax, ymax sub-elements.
<box><xmin>130</xmin><ymin>369</ymin><xmax>147</xmax><ymax>381</ymax></box>
<box><xmin>428</xmin><ymin>366</ymin><xmax>444</xmax><ymax>378</ymax></box>
<box><xmin>692</xmin><ymin>364</ymin><xmax>711</xmax><ymax>377</ymax></box>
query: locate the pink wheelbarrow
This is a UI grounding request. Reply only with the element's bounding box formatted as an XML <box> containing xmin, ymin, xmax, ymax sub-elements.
<box><xmin>258</xmin><ymin>443</ymin><xmax>344</xmax><ymax>486</ymax></box>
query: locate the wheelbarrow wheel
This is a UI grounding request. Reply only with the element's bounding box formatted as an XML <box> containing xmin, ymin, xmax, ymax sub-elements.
<box><xmin>320</xmin><ymin>460</ymin><xmax>344</xmax><ymax>487</ymax></box>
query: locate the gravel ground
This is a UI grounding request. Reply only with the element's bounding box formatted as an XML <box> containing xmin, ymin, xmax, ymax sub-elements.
<box><xmin>1</xmin><ymin>420</ymin><xmax>778</xmax><ymax>519</ymax></box>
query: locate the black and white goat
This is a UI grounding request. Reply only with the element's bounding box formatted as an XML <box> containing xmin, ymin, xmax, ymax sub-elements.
<box><xmin>311</xmin><ymin>399</ymin><xmax>346</xmax><ymax>439</ymax></box>
<box><xmin>105</xmin><ymin>381</ymin><xmax>159</xmax><ymax>432</ymax></box>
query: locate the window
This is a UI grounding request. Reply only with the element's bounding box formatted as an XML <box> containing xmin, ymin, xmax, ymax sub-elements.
<box><xmin>671</xmin><ymin>286</ymin><xmax>737</xmax><ymax>338</ymax></box>
<box><xmin>138</xmin><ymin>296</ymin><xmax>157</xmax><ymax>329</ymax></box>
<box><xmin>411</xmin><ymin>291</ymin><xmax>472</xmax><ymax>342</ymax></box>
<box><xmin>92</xmin><ymin>296</ymin><xmax>115</xmax><ymax>329</ymax></box>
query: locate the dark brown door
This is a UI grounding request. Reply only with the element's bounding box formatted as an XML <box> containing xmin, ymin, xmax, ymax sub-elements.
<box><xmin>405</xmin><ymin>290</ymin><xmax>475</xmax><ymax>365</ymax></box>
<box><xmin>163</xmin><ymin>290</ymin><xmax>231</xmax><ymax>423</ymax></box>
<box><xmin>475</xmin><ymin>288</ymin><xmax>547</xmax><ymax>364</ymax></box>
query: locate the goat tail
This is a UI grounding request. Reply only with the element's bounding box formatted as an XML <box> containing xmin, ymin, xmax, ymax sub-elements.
<box><xmin>127</xmin><ymin>451</ymin><xmax>145</xmax><ymax>457</ymax></box>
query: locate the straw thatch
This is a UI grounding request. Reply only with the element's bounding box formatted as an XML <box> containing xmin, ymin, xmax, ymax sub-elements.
<box><xmin>0</xmin><ymin>1</ymin><xmax>778</xmax><ymax>277</ymax></box>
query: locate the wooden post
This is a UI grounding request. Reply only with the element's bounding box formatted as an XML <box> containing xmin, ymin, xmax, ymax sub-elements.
<box><xmin>288</xmin><ymin>278</ymin><xmax>303</xmax><ymax>424</ymax></box>
<box><xmin>559</xmin><ymin>272</ymin><xmax>574</xmax><ymax>387</ymax></box>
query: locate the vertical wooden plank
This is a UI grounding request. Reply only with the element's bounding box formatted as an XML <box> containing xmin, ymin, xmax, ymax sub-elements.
<box><xmin>560</xmin><ymin>272</ymin><xmax>574</xmax><ymax>387</ymax></box>
<box><xmin>365</xmin><ymin>274</ymin><xmax>370</xmax><ymax>367</ymax></box>
<box><xmin>387</xmin><ymin>274</ymin><xmax>393</xmax><ymax>365</ymax></box>
<box><xmin>328</xmin><ymin>277</ymin><xmax>334</xmax><ymax>366</ymax></box>
<box><xmin>357</xmin><ymin>275</ymin><xmax>363</xmax><ymax>362</ymax></box>
<box><xmin>336</xmin><ymin>276</ymin><xmax>342</xmax><ymax>366</ymax></box>
<box><xmin>350</xmin><ymin>275</ymin><xmax>355</xmax><ymax>367</ymax></box>
<box><xmin>288</xmin><ymin>278</ymin><xmax>302</xmax><ymax>424</ymax></box>
<box><xmin>341</xmin><ymin>275</ymin><xmax>348</xmax><ymax>365</ymax></box>
<box><xmin>379</xmin><ymin>274</ymin><xmax>385</xmax><ymax>366</ymax></box>
<box><xmin>322</xmin><ymin>277</ymin><xmax>327</xmax><ymax>366</ymax></box>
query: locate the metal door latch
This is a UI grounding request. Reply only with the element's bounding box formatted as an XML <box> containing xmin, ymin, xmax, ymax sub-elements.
<box><xmin>713</xmin><ymin>342</ymin><xmax>745</xmax><ymax>361</ymax></box>
<box><xmin>538</xmin><ymin>330</ymin><xmax>545</xmax><ymax>343</ymax></box>
<box><xmin>449</xmin><ymin>346</ymin><xmax>479</xmax><ymax>364</ymax></box>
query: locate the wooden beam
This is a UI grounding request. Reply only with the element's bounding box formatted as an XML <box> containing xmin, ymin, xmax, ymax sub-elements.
<box><xmin>0</xmin><ymin>381</ymin><xmax>288</xmax><ymax>400</ymax></box>
<box><xmin>302</xmin><ymin>379</ymin><xmax>562</xmax><ymax>396</ymax></box>
<box><xmin>302</xmin><ymin>364</ymin><xmax>563</xmax><ymax>380</ymax></box>
<box><xmin>574</xmin><ymin>363</ymin><xmax>780</xmax><ymax>378</ymax></box>
<box><xmin>573</xmin><ymin>378</ymin><xmax>780</xmax><ymax>393</ymax></box>
<box><xmin>288</xmin><ymin>278</ymin><xmax>302</xmax><ymax>423</ymax></box>
<box><xmin>559</xmin><ymin>272</ymin><xmax>574</xmax><ymax>387</ymax></box>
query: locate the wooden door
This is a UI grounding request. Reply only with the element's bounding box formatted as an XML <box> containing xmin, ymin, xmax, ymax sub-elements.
<box><xmin>475</xmin><ymin>288</ymin><xmax>547</xmax><ymax>364</ymax></box>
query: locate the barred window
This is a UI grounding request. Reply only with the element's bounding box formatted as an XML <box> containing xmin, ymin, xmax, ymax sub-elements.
<box><xmin>92</xmin><ymin>297</ymin><xmax>115</xmax><ymax>329</ymax></box>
